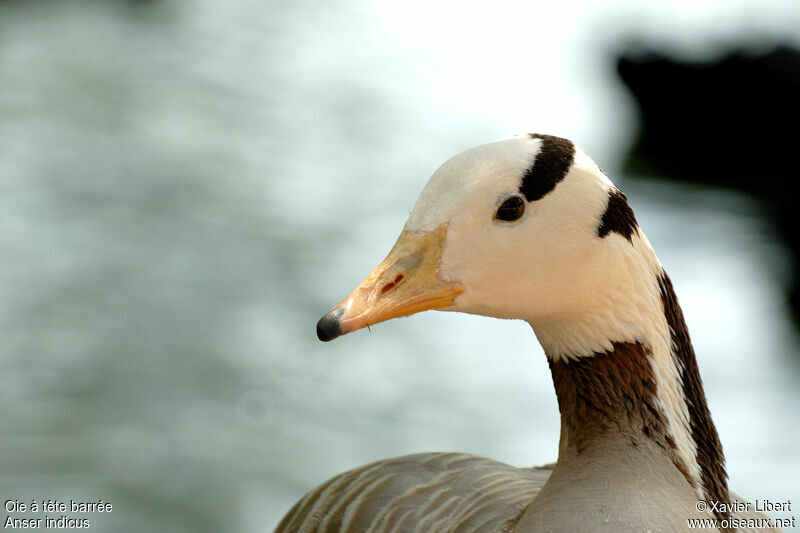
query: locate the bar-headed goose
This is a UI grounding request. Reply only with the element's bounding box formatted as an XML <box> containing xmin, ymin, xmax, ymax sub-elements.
<box><xmin>276</xmin><ymin>134</ymin><xmax>780</xmax><ymax>532</ymax></box>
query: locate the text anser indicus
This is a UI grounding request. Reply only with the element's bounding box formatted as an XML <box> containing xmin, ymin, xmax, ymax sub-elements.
<box><xmin>276</xmin><ymin>134</ymin><xmax>781</xmax><ymax>532</ymax></box>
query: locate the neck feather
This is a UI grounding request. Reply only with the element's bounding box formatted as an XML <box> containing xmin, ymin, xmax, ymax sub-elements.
<box><xmin>533</xmin><ymin>232</ymin><xmax>729</xmax><ymax>520</ymax></box>
<box><xmin>657</xmin><ymin>271</ymin><xmax>729</xmax><ymax>517</ymax></box>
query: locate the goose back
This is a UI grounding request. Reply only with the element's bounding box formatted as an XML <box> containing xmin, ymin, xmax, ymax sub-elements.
<box><xmin>275</xmin><ymin>453</ymin><xmax>551</xmax><ymax>533</ymax></box>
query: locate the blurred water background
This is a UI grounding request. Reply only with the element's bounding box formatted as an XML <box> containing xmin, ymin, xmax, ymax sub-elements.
<box><xmin>1</xmin><ymin>0</ymin><xmax>799</xmax><ymax>531</ymax></box>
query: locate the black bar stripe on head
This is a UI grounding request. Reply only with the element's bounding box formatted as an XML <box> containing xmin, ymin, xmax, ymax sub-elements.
<box><xmin>519</xmin><ymin>134</ymin><xmax>575</xmax><ymax>202</ymax></box>
<box><xmin>598</xmin><ymin>188</ymin><xmax>638</xmax><ymax>242</ymax></box>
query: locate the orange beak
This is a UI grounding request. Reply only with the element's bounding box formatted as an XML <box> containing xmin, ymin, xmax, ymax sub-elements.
<box><xmin>316</xmin><ymin>224</ymin><xmax>464</xmax><ymax>341</ymax></box>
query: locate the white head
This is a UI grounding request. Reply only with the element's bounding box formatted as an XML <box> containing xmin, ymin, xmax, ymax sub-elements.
<box><xmin>410</xmin><ymin>135</ymin><xmax>620</xmax><ymax>315</ymax></box>
<box><xmin>317</xmin><ymin>134</ymin><xmax>666</xmax><ymax>359</ymax></box>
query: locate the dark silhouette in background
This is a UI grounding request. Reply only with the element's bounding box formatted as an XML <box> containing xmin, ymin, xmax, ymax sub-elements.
<box><xmin>617</xmin><ymin>46</ymin><xmax>800</xmax><ymax>325</ymax></box>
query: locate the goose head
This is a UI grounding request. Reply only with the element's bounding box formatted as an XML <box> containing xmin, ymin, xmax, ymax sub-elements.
<box><xmin>317</xmin><ymin>134</ymin><xmax>653</xmax><ymax>360</ymax></box>
<box><xmin>316</xmin><ymin>133</ymin><xmax>730</xmax><ymax>520</ymax></box>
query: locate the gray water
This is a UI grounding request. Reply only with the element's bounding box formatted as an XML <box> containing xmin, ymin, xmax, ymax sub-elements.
<box><xmin>1</xmin><ymin>1</ymin><xmax>799</xmax><ymax>531</ymax></box>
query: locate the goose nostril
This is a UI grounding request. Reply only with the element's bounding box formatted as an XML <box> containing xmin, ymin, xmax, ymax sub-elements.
<box><xmin>380</xmin><ymin>274</ymin><xmax>405</xmax><ymax>294</ymax></box>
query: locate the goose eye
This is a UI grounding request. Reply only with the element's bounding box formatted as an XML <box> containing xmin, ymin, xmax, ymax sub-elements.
<box><xmin>494</xmin><ymin>195</ymin><xmax>525</xmax><ymax>222</ymax></box>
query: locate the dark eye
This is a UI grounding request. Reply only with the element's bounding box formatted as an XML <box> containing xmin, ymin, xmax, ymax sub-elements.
<box><xmin>494</xmin><ymin>195</ymin><xmax>525</xmax><ymax>222</ymax></box>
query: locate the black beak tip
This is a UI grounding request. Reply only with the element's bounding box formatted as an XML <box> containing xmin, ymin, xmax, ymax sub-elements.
<box><xmin>316</xmin><ymin>306</ymin><xmax>344</xmax><ymax>342</ymax></box>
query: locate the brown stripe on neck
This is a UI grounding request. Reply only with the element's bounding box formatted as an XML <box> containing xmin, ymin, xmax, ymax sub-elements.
<box><xmin>549</xmin><ymin>342</ymin><xmax>677</xmax><ymax>456</ymax></box>
<box><xmin>658</xmin><ymin>271</ymin><xmax>730</xmax><ymax>521</ymax></box>
<box><xmin>550</xmin><ymin>342</ymin><xmax>734</xmax><ymax>525</ymax></box>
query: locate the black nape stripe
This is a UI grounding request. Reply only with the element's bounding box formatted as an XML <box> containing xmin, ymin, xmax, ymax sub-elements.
<box><xmin>658</xmin><ymin>271</ymin><xmax>729</xmax><ymax>523</ymax></box>
<box><xmin>597</xmin><ymin>188</ymin><xmax>638</xmax><ymax>242</ymax></box>
<box><xmin>519</xmin><ymin>134</ymin><xmax>575</xmax><ymax>202</ymax></box>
